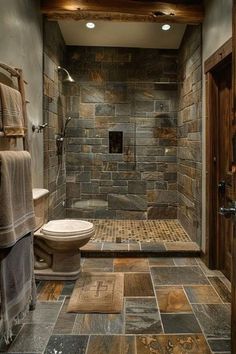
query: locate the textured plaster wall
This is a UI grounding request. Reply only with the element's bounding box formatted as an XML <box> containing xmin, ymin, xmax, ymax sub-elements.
<box><xmin>0</xmin><ymin>0</ymin><xmax>43</xmax><ymax>187</ymax></box>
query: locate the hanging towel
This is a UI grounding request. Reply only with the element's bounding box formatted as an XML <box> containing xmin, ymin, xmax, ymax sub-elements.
<box><xmin>0</xmin><ymin>232</ymin><xmax>36</xmax><ymax>343</ymax></box>
<box><xmin>0</xmin><ymin>83</ymin><xmax>25</xmax><ymax>137</ymax></box>
<box><xmin>0</xmin><ymin>151</ymin><xmax>35</xmax><ymax>248</ymax></box>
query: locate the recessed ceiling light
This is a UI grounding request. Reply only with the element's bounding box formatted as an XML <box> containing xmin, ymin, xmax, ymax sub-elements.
<box><xmin>86</xmin><ymin>22</ymin><xmax>95</xmax><ymax>29</ymax></box>
<box><xmin>162</xmin><ymin>24</ymin><xmax>171</xmax><ymax>31</ymax></box>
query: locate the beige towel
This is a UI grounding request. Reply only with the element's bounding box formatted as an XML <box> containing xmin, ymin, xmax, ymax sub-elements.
<box><xmin>0</xmin><ymin>151</ymin><xmax>35</xmax><ymax>248</ymax></box>
<box><xmin>0</xmin><ymin>83</ymin><xmax>25</xmax><ymax>137</ymax></box>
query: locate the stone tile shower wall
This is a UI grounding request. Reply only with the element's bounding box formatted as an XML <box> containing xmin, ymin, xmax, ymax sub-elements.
<box><xmin>43</xmin><ymin>20</ymin><xmax>67</xmax><ymax>219</ymax></box>
<box><xmin>64</xmin><ymin>47</ymin><xmax>178</xmax><ymax>219</ymax></box>
<box><xmin>177</xmin><ymin>25</ymin><xmax>202</xmax><ymax>244</ymax></box>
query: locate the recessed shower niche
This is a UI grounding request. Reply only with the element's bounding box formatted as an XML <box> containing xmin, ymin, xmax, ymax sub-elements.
<box><xmin>109</xmin><ymin>131</ymin><xmax>123</xmax><ymax>154</ymax></box>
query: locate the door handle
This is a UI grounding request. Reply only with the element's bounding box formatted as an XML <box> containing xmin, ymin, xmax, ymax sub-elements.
<box><xmin>218</xmin><ymin>180</ymin><xmax>226</xmax><ymax>192</ymax></box>
<box><xmin>219</xmin><ymin>201</ymin><xmax>236</xmax><ymax>218</ymax></box>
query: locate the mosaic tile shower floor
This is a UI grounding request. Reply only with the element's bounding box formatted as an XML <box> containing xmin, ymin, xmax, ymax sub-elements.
<box><xmin>89</xmin><ymin>219</ymin><xmax>190</xmax><ymax>243</ymax></box>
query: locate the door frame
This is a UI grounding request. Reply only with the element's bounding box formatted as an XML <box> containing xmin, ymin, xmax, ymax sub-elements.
<box><xmin>231</xmin><ymin>1</ymin><xmax>236</xmax><ymax>351</ymax></box>
<box><xmin>205</xmin><ymin>38</ymin><xmax>232</xmax><ymax>269</ymax></box>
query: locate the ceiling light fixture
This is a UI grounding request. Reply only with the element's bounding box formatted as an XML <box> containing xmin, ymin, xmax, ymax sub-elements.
<box><xmin>86</xmin><ymin>22</ymin><xmax>95</xmax><ymax>29</ymax></box>
<box><xmin>162</xmin><ymin>24</ymin><xmax>171</xmax><ymax>31</ymax></box>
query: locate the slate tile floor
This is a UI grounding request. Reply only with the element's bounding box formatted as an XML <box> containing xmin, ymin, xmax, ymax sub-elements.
<box><xmin>0</xmin><ymin>257</ymin><xmax>231</xmax><ymax>354</ymax></box>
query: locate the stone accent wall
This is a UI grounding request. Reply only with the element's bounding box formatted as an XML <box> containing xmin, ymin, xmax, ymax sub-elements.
<box><xmin>177</xmin><ymin>26</ymin><xmax>202</xmax><ymax>244</ymax></box>
<box><xmin>64</xmin><ymin>46</ymin><xmax>178</xmax><ymax>219</ymax></box>
<box><xmin>43</xmin><ymin>20</ymin><xmax>67</xmax><ymax>219</ymax></box>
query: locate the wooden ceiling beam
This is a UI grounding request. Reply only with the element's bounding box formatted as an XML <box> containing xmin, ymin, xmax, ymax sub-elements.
<box><xmin>41</xmin><ymin>0</ymin><xmax>204</xmax><ymax>24</ymax></box>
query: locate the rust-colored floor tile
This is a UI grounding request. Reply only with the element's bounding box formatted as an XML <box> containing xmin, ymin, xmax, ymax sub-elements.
<box><xmin>103</xmin><ymin>242</ymin><xmax>129</xmax><ymax>251</ymax></box>
<box><xmin>114</xmin><ymin>258</ymin><xmax>149</xmax><ymax>272</ymax></box>
<box><xmin>184</xmin><ymin>285</ymin><xmax>222</xmax><ymax>304</ymax></box>
<box><xmin>156</xmin><ymin>286</ymin><xmax>192</xmax><ymax>313</ymax></box>
<box><xmin>136</xmin><ymin>335</ymin><xmax>211</xmax><ymax>354</ymax></box>
<box><xmin>37</xmin><ymin>281</ymin><xmax>64</xmax><ymax>301</ymax></box>
<box><xmin>124</xmin><ymin>273</ymin><xmax>154</xmax><ymax>297</ymax></box>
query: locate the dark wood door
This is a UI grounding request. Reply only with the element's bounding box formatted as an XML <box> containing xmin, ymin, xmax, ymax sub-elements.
<box><xmin>215</xmin><ymin>58</ymin><xmax>234</xmax><ymax>280</ymax></box>
<box><xmin>231</xmin><ymin>2</ymin><xmax>236</xmax><ymax>351</ymax></box>
<box><xmin>230</xmin><ymin>0</ymin><xmax>236</xmax><ymax>353</ymax></box>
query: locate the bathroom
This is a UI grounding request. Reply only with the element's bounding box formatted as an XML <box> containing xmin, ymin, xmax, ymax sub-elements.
<box><xmin>0</xmin><ymin>0</ymin><xmax>234</xmax><ymax>353</ymax></box>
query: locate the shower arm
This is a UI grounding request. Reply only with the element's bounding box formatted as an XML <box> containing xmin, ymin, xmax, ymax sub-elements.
<box><xmin>58</xmin><ymin>66</ymin><xmax>70</xmax><ymax>77</ymax></box>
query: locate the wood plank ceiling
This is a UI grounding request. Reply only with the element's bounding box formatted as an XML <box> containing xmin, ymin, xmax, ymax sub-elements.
<box><xmin>41</xmin><ymin>0</ymin><xmax>204</xmax><ymax>24</ymax></box>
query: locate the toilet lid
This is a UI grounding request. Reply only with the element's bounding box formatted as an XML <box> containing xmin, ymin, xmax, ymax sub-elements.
<box><xmin>41</xmin><ymin>219</ymin><xmax>94</xmax><ymax>237</ymax></box>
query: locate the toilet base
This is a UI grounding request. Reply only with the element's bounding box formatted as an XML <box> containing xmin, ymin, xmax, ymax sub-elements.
<box><xmin>34</xmin><ymin>267</ymin><xmax>81</xmax><ymax>281</ymax></box>
<box><xmin>34</xmin><ymin>234</ymin><xmax>82</xmax><ymax>280</ymax></box>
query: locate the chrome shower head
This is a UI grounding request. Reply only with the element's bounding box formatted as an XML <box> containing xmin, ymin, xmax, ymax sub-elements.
<box><xmin>58</xmin><ymin>66</ymin><xmax>75</xmax><ymax>83</ymax></box>
<box><xmin>63</xmin><ymin>116</ymin><xmax>72</xmax><ymax>137</ymax></box>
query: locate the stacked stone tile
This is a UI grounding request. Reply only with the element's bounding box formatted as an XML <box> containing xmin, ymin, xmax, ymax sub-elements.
<box><xmin>64</xmin><ymin>46</ymin><xmax>178</xmax><ymax>220</ymax></box>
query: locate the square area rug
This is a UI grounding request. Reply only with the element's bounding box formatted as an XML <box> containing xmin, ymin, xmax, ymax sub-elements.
<box><xmin>67</xmin><ymin>272</ymin><xmax>124</xmax><ymax>313</ymax></box>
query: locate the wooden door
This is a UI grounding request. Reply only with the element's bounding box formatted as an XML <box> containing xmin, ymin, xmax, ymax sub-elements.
<box><xmin>231</xmin><ymin>2</ymin><xmax>236</xmax><ymax>351</ymax></box>
<box><xmin>215</xmin><ymin>58</ymin><xmax>234</xmax><ymax>280</ymax></box>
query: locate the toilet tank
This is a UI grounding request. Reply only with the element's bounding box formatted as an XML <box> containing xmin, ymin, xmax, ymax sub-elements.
<box><xmin>32</xmin><ymin>188</ymin><xmax>49</xmax><ymax>231</ymax></box>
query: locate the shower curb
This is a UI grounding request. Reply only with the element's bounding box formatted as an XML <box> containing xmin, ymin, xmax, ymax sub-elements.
<box><xmin>81</xmin><ymin>250</ymin><xmax>201</xmax><ymax>258</ymax></box>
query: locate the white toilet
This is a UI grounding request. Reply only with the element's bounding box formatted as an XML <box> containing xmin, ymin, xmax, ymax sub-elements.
<box><xmin>33</xmin><ymin>188</ymin><xmax>94</xmax><ymax>280</ymax></box>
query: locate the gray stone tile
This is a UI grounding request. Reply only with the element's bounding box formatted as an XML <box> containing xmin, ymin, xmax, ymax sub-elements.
<box><xmin>73</xmin><ymin>313</ymin><xmax>124</xmax><ymax>334</ymax></box>
<box><xmin>125</xmin><ymin>298</ymin><xmax>157</xmax><ymax>314</ymax></box>
<box><xmin>23</xmin><ymin>302</ymin><xmax>62</xmax><ymax>324</ymax></box>
<box><xmin>95</xmin><ymin>103</ymin><xmax>115</xmax><ymax>116</ymax></box>
<box><xmin>193</xmin><ymin>304</ymin><xmax>231</xmax><ymax>338</ymax></box>
<box><xmin>173</xmin><ymin>257</ymin><xmax>198</xmax><ymax>266</ymax></box>
<box><xmin>53</xmin><ymin>298</ymin><xmax>77</xmax><ymax>335</ymax></box>
<box><xmin>81</xmin><ymin>86</ymin><xmax>104</xmax><ymax>103</ymax></box>
<box><xmin>151</xmin><ymin>266</ymin><xmax>209</xmax><ymax>286</ymax></box>
<box><xmin>141</xmin><ymin>243</ymin><xmax>166</xmax><ymax>252</ymax></box>
<box><xmin>129</xmin><ymin>243</ymin><xmax>141</xmax><ymax>251</ymax></box>
<box><xmin>161</xmin><ymin>313</ymin><xmax>202</xmax><ymax>334</ymax></box>
<box><xmin>82</xmin><ymin>258</ymin><xmax>114</xmax><ymax>271</ymax></box>
<box><xmin>149</xmin><ymin>258</ymin><xmax>175</xmax><ymax>266</ymax></box>
<box><xmin>128</xmin><ymin>181</ymin><xmax>147</xmax><ymax>194</ymax></box>
<box><xmin>44</xmin><ymin>335</ymin><xmax>88</xmax><ymax>354</ymax></box>
<box><xmin>108</xmin><ymin>194</ymin><xmax>147</xmax><ymax>211</ymax></box>
<box><xmin>103</xmin><ymin>242</ymin><xmax>128</xmax><ymax>251</ymax></box>
<box><xmin>126</xmin><ymin>313</ymin><xmax>162</xmax><ymax>334</ymax></box>
<box><xmin>61</xmin><ymin>281</ymin><xmax>76</xmax><ymax>296</ymax></box>
<box><xmin>125</xmin><ymin>298</ymin><xmax>162</xmax><ymax>334</ymax></box>
<box><xmin>7</xmin><ymin>324</ymin><xmax>53</xmax><ymax>353</ymax></box>
<box><xmin>208</xmin><ymin>339</ymin><xmax>231</xmax><ymax>353</ymax></box>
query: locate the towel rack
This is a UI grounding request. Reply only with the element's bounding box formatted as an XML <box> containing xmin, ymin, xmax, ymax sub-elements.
<box><xmin>0</xmin><ymin>63</ymin><xmax>29</xmax><ymax>150</ymax></box>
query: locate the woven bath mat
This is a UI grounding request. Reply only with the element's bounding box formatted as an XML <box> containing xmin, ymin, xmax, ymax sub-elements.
<box><xmin>67</xmin><ymin>272</ymin><xmax>124</xmax><ymax>313</ymax></box>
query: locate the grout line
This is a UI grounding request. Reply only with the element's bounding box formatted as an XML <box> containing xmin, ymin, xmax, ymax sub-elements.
<box><xmin>149</xmin><ymin>261</ymin><xmax>165</xmax><ymax>334</ymax></box>
<box><xmin>85</xmin><ymin>335</ymin><xmax>90</xmax><ymax>354</ymax></box>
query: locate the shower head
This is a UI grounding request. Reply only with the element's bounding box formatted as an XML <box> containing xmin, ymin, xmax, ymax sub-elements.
<box><xmin>58</xmin><ymin>66</ymin><xmax>75</xmax><ymax>83</ymax></box>
<box><xmin>65</xmin><ymin>116</ymin><xmax>72</xmax><ymax>127</ymax></box>
<box><xmin>62</xmin><ymin>116</ymin><xmax>72</xmax><ymax>137</ymax></box>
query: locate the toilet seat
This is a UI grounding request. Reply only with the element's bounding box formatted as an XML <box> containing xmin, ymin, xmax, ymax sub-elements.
<box><xmin>41</xmin><ymin>219</ymin><xmax>94</xmax><ymax>238</ymax></box>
